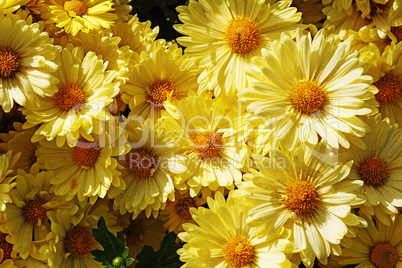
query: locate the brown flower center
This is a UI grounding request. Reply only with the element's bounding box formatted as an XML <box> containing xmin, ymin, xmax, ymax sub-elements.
<box><xmin>370</xmin><ymin>242</ymin><xmax>398</xmax><ymax>268</ymax></box>
<box><xmin>147</xmin><ymin>79</ymin><xmax>177</xmax><ymax>110</ymax></box>
<box><xmin>54</xmin><ymin>84</ymin><xmax>86</xmax><ymax>112</ymax></box>
<box><xmin>63</xmin><ymin>226</ymin><xmax>93</xmax><ymax>258</ymax></box>
<box><xmin>126</xmin><ymin>148</ymin><xmax>159</xmax><ymax>178</ymax></box>
<box><xmin>0</xmin><ymin>46</ymin><xmax>20</xmax><ymax>79</ymax></box>
<box><xmin>284</xmin><ymin>180</ymin><xmax>320</xmax><ymax>218</ymax></box>
<box><xmin>223</xmin><ymin>236</ymin><xmax>255</xmax><ymax>267</ymax></box>
<box><xmin>64</xmin><ymin>0</ymin><xmax>86</xmax><ymax>16</ymax></box>
<box><xmin>72</xmin><ymin>139</ymin><xmax>100</xmax><ymax>168</ymax></box>
<box><xmin>358</xmin><ymin>157</ymin><xmax>389</xmax><ymax>187</ymax></box>
<box><xmin>0</xmin><ymin>233</ymin><xmax>13</xmax><ymax>262</ymax></box>
<box><xmin>176</xmin><ymin>197</ymin><xmax>196</xmax><ymax>220</ymax></box>
<box><xmin>191</xmin><ymin>132</ymin><xmax>224</xmax><ymax>160</ymax></box>
<box><xmin>22</xmin><ymin>197</ymin><xmax>47</xmax><ymax>224</ymax></box>
<box><xmin>225</xmin><ymin>19</ymin><xmax>261</xmax><ymax>54</ymax></box>
<box><xmin>374</xmin><ymin>73</ymin><xmax>401</xmax><ymax>104</ymax></box>
<box><xmin>291</xmin><ymin>80</ymin><xmax>325</xmax><ymax>114</ymax></box>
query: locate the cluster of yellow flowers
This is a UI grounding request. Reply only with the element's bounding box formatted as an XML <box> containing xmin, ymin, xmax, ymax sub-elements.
<box><xmin>0</xmin><ymin>0</ymin><xmax>401</xmax><ymax>267</ymax></box>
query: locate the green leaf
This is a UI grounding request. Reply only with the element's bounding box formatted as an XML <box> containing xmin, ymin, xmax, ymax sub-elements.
<box><xmin>125</xmin><ymin>258</ymin><xmax>134</xmax><ymax>266</ymax></box>
<box><xmin>91</xmin><ymin>216</ymin><xmax>126</xmax><ymax>267</ymax></box>
<box><xmin>136</xmin><ymin>232</ymin><xmax>184</xmax><ymax>268</ymax></box>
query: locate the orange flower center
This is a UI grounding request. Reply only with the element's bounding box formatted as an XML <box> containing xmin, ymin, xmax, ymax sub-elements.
<box><xmin>176</xmin><ymin>197</ymin><xmax>196</xmax><ymax>220</ymax></box>
<box><xmin>284</xmin><ymin>180</ymin><xmax>320</xmax><ymax>218</ymax></box>
<box><xmin>374</xmin><ymin>73</ymin><xmax>401</xmax><ymax>104</ymax></box>
<box><xmin>0</xmin><ymin>233</ymin><xmax>13</xmax><ymax>263</ymax></box>
<box><xmin>147</xmin><ymin>79</ymin><xmax>177</xmax><ymax>110</ymax></box>
<box><xmin>223</xmin><ymin>236</ymin><xmax>255</xmax><ymax>267</ymax></box>
<box><xmin>72</xmin><ymin>139</ymin><xmax>100</xmax><ymax>168</ymax></box>
<box><xmin>291</xmin><ymin>81</ymin><xmax>325</xmax><ymax>114</ymax></box>
<box><xmin>370</xmin><ymin>242</ymin><xmax>398</xmax><ymax>268</ymax></box>
<box><xmin>191</xmin><ymin>132</ymin><xmax>223</xmax><ymax>160</ymax></box>
<box><xmin>358</xmin><ymin>157</ymin><xmax>389</xmax><ymax>187</ymax></box>
<box><xmin>225</xmin><ymin>19</ymin><xmax>261</xmax><ymax>54</ymax></box>
<box><xmin>63</xmin><ymin>226</ymin><xmax>93</xmax><ymax>258</ymax></box>
<box><xmin>124</xmin><ymin>219</ymin><xmax>143</xmax><ymax>245</ymax></box>
<box><xmin>64</xmin><ymin>0</ymin><xmax>86</xmax><ymax>16</ymax></box>
<box><xmin>0</xmin><ymin>46</ymin><xmax>20</xmax><ymax>79</ymax></box>
<box><xmin>54</xmin><ymin>84</ymin><xmax>86</xmax><ymax>112</ymax></box>
<box><xmin>126</xmin><ymin>148</ymin><xmax>159</xmax><ymax>178</ymax></box>
<box><xmin>22</xmin><ymin>197</ymin><xmax>47</xmax><ymax>224</ymax></box>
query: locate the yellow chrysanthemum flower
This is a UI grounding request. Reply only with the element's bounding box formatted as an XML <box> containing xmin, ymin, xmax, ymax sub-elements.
<box><xmin>333</xmin><ymin>214</ymin><xmax>402</xmax><ymax>268</ymax></box>
<box><xmin>110</xmin><ymin>14</ymin><xmax>159</xmax><ymax>65</ymax></box>
<box><xmin>108</xmin><ymin>118</ymin><xmax>186</xmax><ymax>218</ymax></box>
<box><xmin>323</xmin><ymin>0</ymin><xmax>402</xmax><ymax>40</ymax></box>
<box><xmin>4</xmin><ymin>164</ymin><xmax>76</xmax><ymax>259</ymax></box>
<box><xmin>162</xmin><ymin>92</ymin><xmax>248</xmax><ymax>197</ymax></box>
<box><xmin>60</xmin><ymin>31</ymin><xmax>133</xmax><ymax>114</ymax></box>
<box><xmin>36</xmin><ymin>118</ymin><xmax>128</xmax><ymax>203</ymax></box>
<box><xmin>40</xmin><ymin>198</ymin><xmax>120</xmax><ymax>268</ymax></box>
<box><xmin>340</xmin><ymin>114</ymin><xmax>402</xmax><ymax>225</ymax></box>
<box><xmin>0</xmin><ymin>12</ymin><xmax>60</xmax><ymax>113</ymax></box>
<box><xmin>40</xmin><ymin>0</ymin><xmax>118</xmax><ymax>36</ymax></box>
<box><xmin>0</xmin><ymin>151</ymin><xmax>20</xmax><ymax>212</ymax></box>
<box><xmin>0</xmin><ymin>122</ymin><xmax>37</xmax><ymax>174</ymax></box>
<box><xmin>174</xmin><ymin>0</ymin><xmax>305</xmax><ymax>97</ymax></box>
<box><xmin>159</xmin><ymin>191</ymin><xmax>206</xmax><ymax>233</ymax></box>
<box><xmin>60</xmin><ymin>31</ymin><xmax>132</xmax><ymax>85</ymax></box>
<box><xmin>239</xmin><ymin>29</ymin><xmax>377</xmax><ymax>150</ymax></box>
<box><xmin>21</xmin><ymin>44</ymin><xmax>120</xmax><ymax>147</ymax></box>
<box><xmin>359</xmin><ymin>41</ymin><xmax>402</xmax><ymax>126</ymax></box>
<box><xmin>236</xmin><ymin>143</ymin><xmax>366</xmax><ymax>267</ymax></box>
<box><xmin>122</xmin><ymin>43</ymin><xmax>200</xmax><ymax>119</ymax></box>
<box><xmin>178</xmin><ymin>192</ymin><xmax>293</xmax><ymax>268</ymax></box>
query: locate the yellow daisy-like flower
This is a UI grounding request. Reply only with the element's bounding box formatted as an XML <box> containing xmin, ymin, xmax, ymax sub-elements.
<box><xmin>60</xmin><ymin>31</ymin><xmax>132</xmax><ymax>114</ymax></box>
<box><xmin>40</xmin><ymin>0</ymin><xmax>118</xmax><ymax>36</ymax></box>
<box><xmin>178</xmin><ymin>192</ymin><xmax>293</xmax><ymax>268</ymax></box>
<box><xmin>159</xmin><ymin>191</ymin><xmax>206</xmax><ymax>233</ymax></box>
<box><xmin>60</xmin><ymin>31</ymin><xmax>131</xmax><ymax>85</ymax></box>
<box><xmin>21</xmin><ymin>44</ymin><xmax>120</xmax><ymax>147</ymax></box>
<box><xmin>239</xmin><ymin>29</ymin><xmax>377</xmax><ymax>150</ymax></box>
<box><xmin>0</xmin><ymin>151</ymin><xmax>19</xmax><ymax>212</ymax></box>
<box><xmin>174</xmin><ymin>0</ymin><xmax>305</xmax><ymax>97</ymax></box>
<box><xmin>0</xmin><ymin>122</ymin><xmax>37</xmax><ymax>174</ymax></box>
<box><xmin>340</xmin><ymin>114</ymin><xmax>402</xmax><ymax>225</ymax></box>
<box><xmin>0</xmin><ymin>12</ymin><xmax>60</xmax><ymax>113</ymax></box>
<box><xmin>36</xmin><ymin>118</ymin><xmax>128</xmax><ymax>203</ymax></box>
<box><xmin>4</xmin><ymin>164</ymin><xmax>76</xmax><ymax>259</ymax></box>
<box><xmin>323</xmin><ymin>0</ymin><xmax>402</xmax><ymax>40</ymax></box>
<box><xmin>41</xmin><ymin>198</ymin><xmax>120</xmax><ymax>268</ymax></box>
<box><xmin>359</xmin><ymin>41</ymin><xmax>402</xmax><ymax>126</ymax></box>
<box><xmin>0</xmin><ymin>0</ymin><xmax>29</xmax><ymax>14</ymax></box>
<box><xmin>334</xmin><ymin>213</ymin><xmax>402</xmax><ymax>268</ymax></box>
<box><xmin>119</xmin><ymin>211</ymin><xmax>165</xmax><ymax>261</ymax></box>
<box><xmin>162</xmin><ymin>92</ymin><xmax>248</xmax><ymax>197</ymax></box>
<box><xmin>108</xmin><ymin>117</ymin><xmax>185</xmax><ymax>218</ymax></box>
<box><xmin>111</xmin><ymin>14</ymin><xmax>159</xmax><ymax>65</ymax></box>
<box><xmin>235</xmin><ymin>143</ymin><xmax>366</xmax><ymax>267</ymax></box>
<box><xmin>122</xmin><ymin>43</ymin><xmax>200</xmax><ymax>119</ymax></box>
